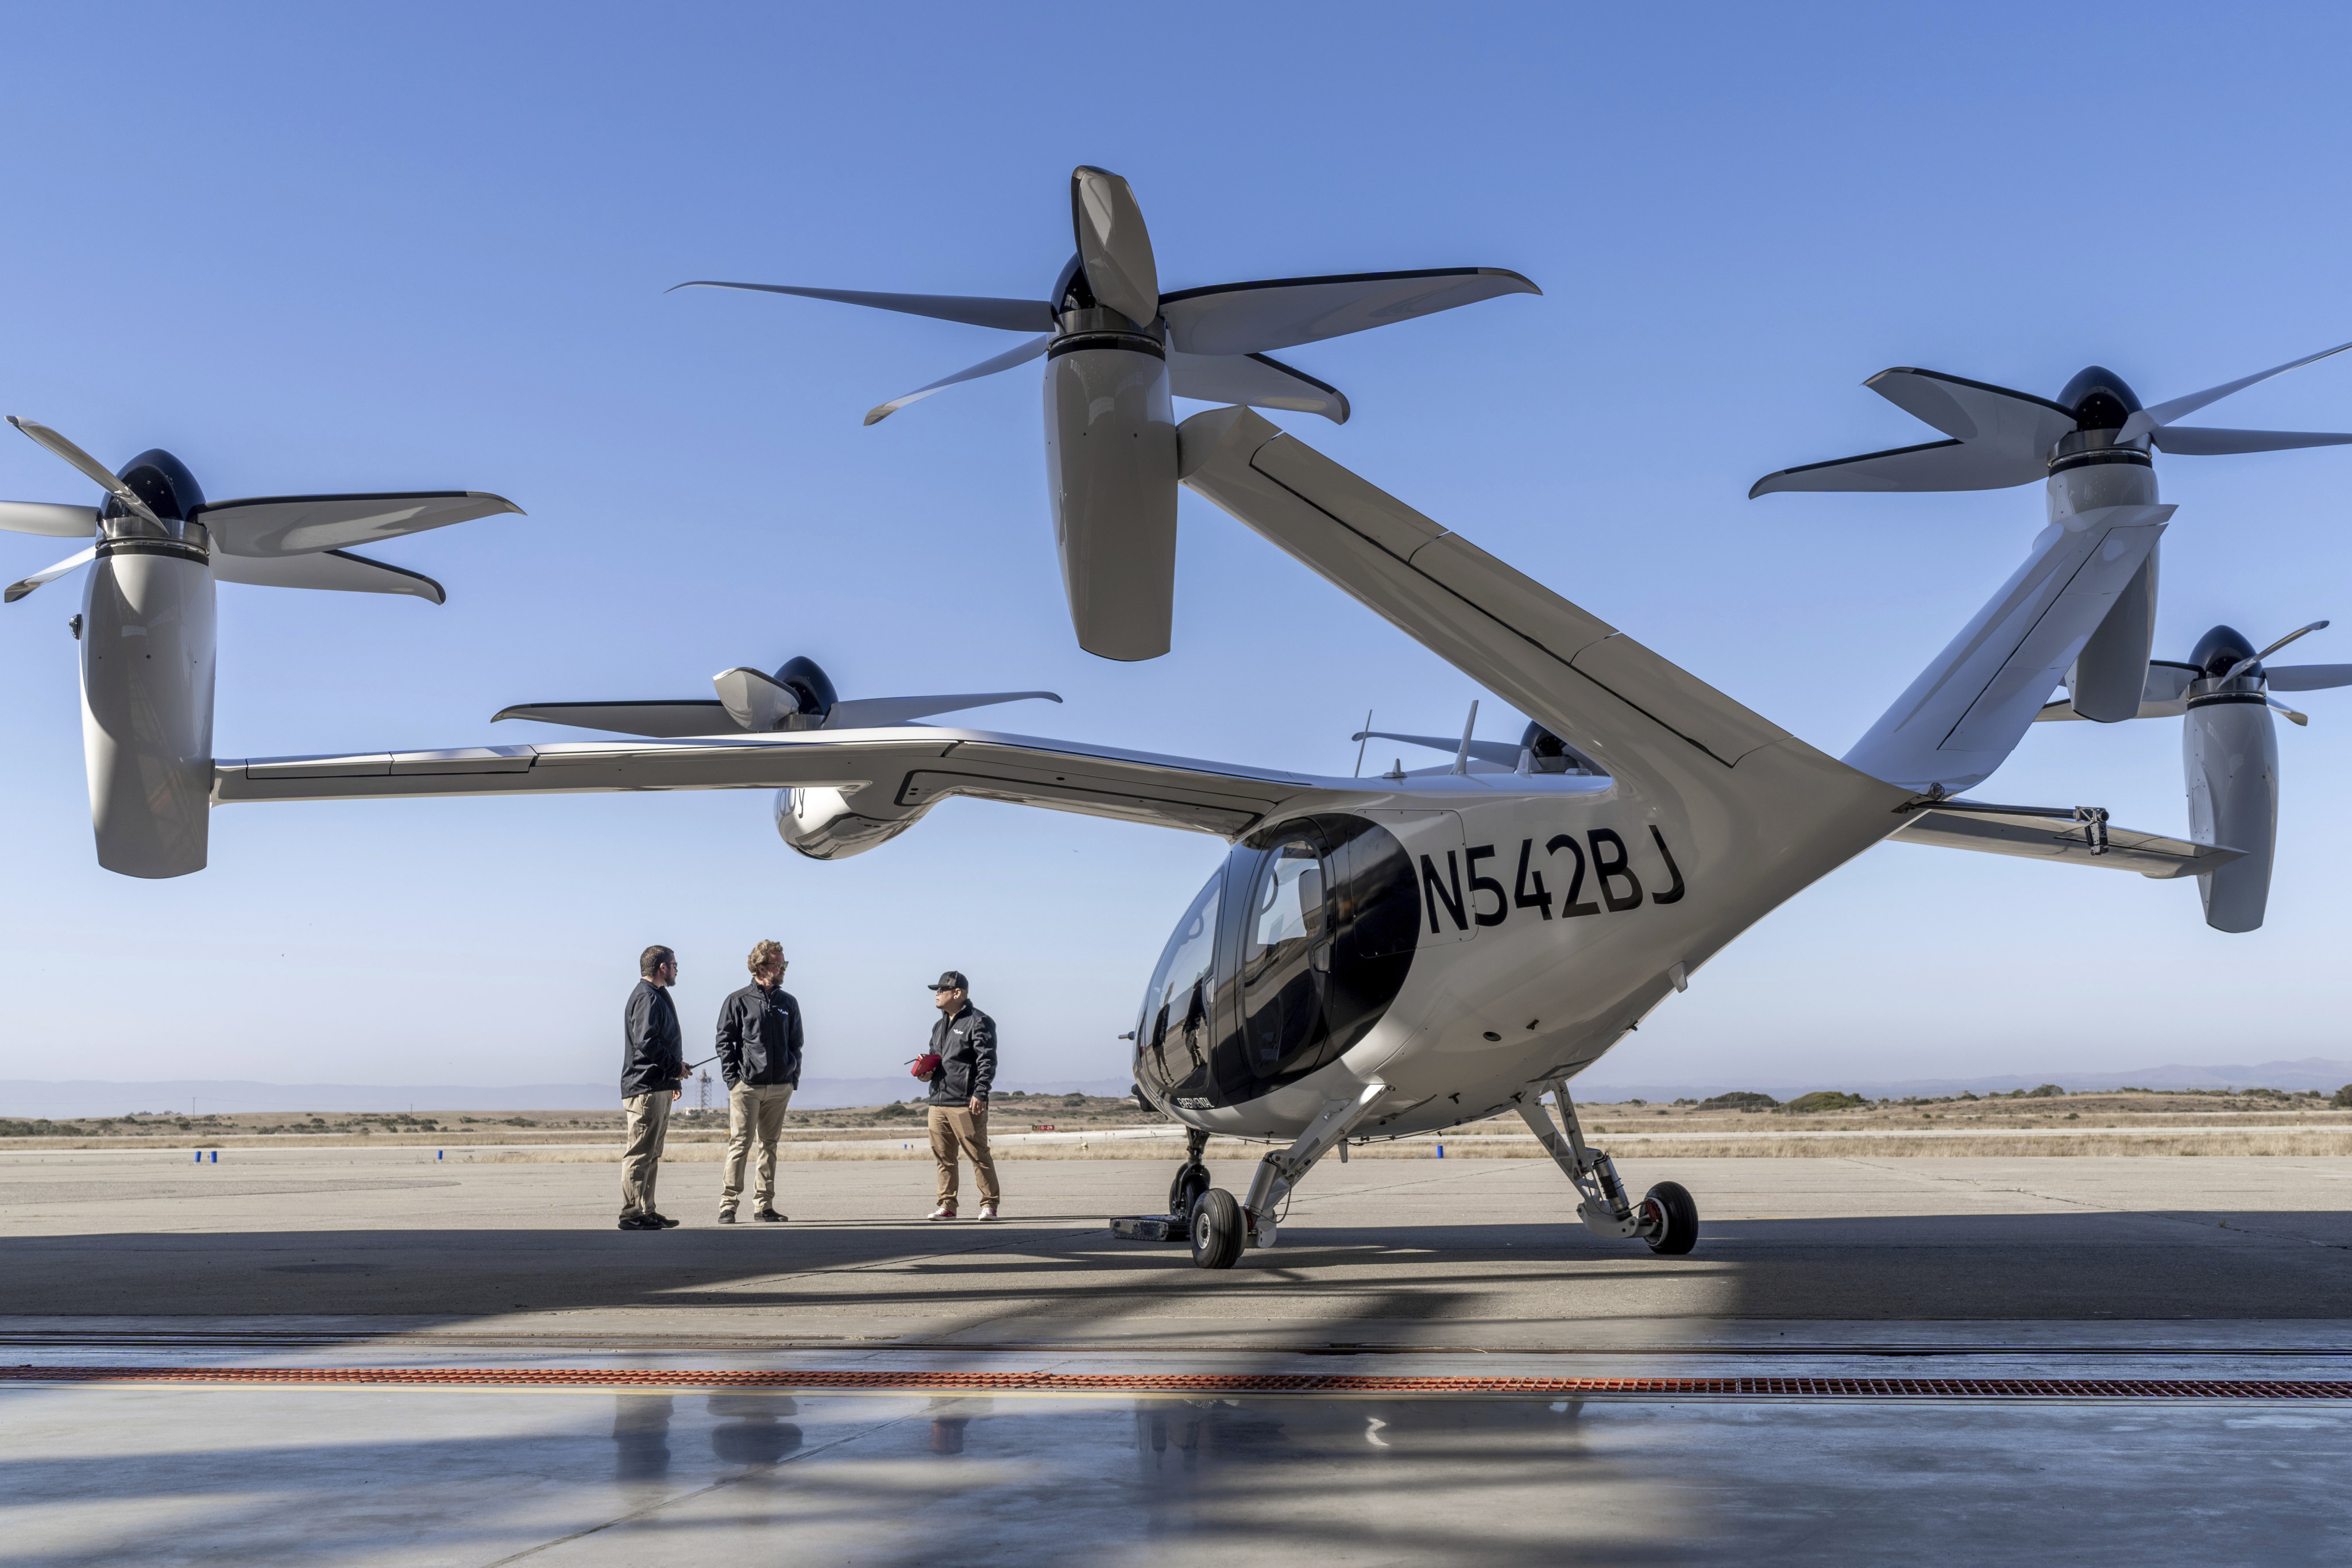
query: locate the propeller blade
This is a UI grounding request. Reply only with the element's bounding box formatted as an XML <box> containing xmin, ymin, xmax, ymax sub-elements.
<box><xmin>194</xmin><ymin>492</ymin><xmax>522</xmax><ymax>557</ymax></box>
<box><xmin>211</xmin><ymin>547</ymin><xmax>445</xmax><ymax>603</ymax></box>
<box><xmin>1865</xmin><ymin>368</ymin><xmax>2077</xmax><ymax>450</ymax></box>
<box><xmin>864</xmin><ymin>334</ymin><xmax>1052</xmax><ymax>426</ymax></box>
<box><xmin>492</xmin><ymin>701</ymin><xmax>739</xmax><ymax>738</ymax></box>
<box><xmin>2266</xmin><ymin>663</ymin><xmax>2352</xmax><ymax>693</ymax></box>
<box><xmin>1069</xmin><ymin>165</ymin><xmax>1159</xmax><ymax>326</ymax></box>
<box><xmin>1159</xmin><ymin>267</ymin><xmax>1539</xmax><ymax>357</ymax></box>
<box><xmin>669</xmin><ymin>281</ymin><xmax>1052</xmax><ymax>333</ymax></box>
<box><xmin>822</xmin><ymin>690</ymin><xmax>1062</xmax><ymax>729</ymax></box>
<box><xmin>2226</xmin><ymin>620</ymin><xmax>2329</xmax><ymax>682</ymax></box>
<box><xmin>7</xmin><ymin>417</ymin><xmax>163</xmax><ymax>527</ymax></box>
<box><xmin>1749</xmin><ymin>437</ymin><xmax>2046</xmax><ymax>497</ymax></box>
<box><xmin>2150</xmin><ymin>426</ymin><xmax>2352</xmax><ymax>455</ymax></box>
<box><xmin>1167</xmin><ymin>350</ymin><xmax>1349</xmax><ymax>423</ymax></box>
<box><xmin>2119</xmin><ymin>338</ymin><xmax>2352</xmax><ymax>443</ymax></box>
<box><xmin>2268</xmin><ymin>699</ymin><xmax>2310</xmax><ymax>727</ymax></box>
<box><xmin>3</xmin><ymin>544</ymin><xmax>94</xmax><ymax>604</ymax></box>
<box><xmin>0</xmin><ymin>500</ymin><xmax>99</xmax><ymax>538</ymax></box>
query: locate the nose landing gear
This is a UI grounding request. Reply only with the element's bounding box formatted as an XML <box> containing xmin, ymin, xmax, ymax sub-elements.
<box><xmin>1516</xmin><ymin>1082</ymin><xmax>1698</xmax><ymax>1256</ymax></box>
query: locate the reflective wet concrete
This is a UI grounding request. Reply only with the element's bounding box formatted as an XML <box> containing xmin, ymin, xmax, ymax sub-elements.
<box><xmin>5</xmin><ymin>1152</ymin><xmax>2349</xmax><ymax>1563</ymax></box>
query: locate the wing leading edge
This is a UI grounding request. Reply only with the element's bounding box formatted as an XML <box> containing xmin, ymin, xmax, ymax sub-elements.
<box><xmin>213</xmin><ymin>727</ymin><xmax>1334</xmax><ymax>841</ymax></box>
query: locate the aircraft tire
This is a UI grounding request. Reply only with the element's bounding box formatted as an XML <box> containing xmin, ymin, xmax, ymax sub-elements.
<box><xmin>1189</xmin><ymin>1188</ymin><xmax>1244</xmax><ymax>1269</ymax></box>
<box><xmin>1639</xmin><ymin>1181</ymin><xmax>1698</xmax><ymax>1256</ymax></box>
<box><xmin>1169</xmin><ymin>1164</ymin><xmax>1210</xmax><ymax>1221</ymax></box>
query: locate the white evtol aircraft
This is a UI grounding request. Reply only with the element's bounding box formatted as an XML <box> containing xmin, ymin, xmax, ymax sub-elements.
<box><xmin>161</xmin><ymin>407</ymin><xmax>2233</xmax><ymax>1269</ymax></box>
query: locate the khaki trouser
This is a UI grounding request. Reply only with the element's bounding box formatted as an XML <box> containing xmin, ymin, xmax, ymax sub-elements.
<box><xmin>620</xmin><ymin>1090</ymin><xmax>673</xmax><ymax>1218</ymax></box>
<box><xmin>928</xmin><ymin>1104</ymin><xmax>999</xmax><ymax>1210</ymax></box>
<box><xmin>720</xmin><ymin>1083</ymin><xmax>795</xmax><ymax>1214</ymax></box>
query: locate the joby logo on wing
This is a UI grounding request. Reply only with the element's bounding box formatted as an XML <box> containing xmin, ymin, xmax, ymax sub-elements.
<box><xmin>1419</xmin><ymin>829</ymin><xmax>1687</xmax><ymax>934</ymax></box>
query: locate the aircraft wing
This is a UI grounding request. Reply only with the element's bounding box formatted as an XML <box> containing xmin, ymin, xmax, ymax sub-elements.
<box><xmin>213</xmin><ymin>727</ymin><xmax>1332</xmax><ymax>840</ymax></box>
<box><xmin>1173</xmin><ymin>407</ymin><xmax>1907</xmax><ymax>840</ymax></box>
<box><xmin>1888</xmin><ymin>806</ymin><xmax>2241</xmax><ymax>879</ymax></box>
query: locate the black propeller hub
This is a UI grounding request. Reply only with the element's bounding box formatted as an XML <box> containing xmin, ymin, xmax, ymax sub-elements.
<box><xmin>771</xmin><ymin>655</ymin><xmax>839</xmax><ymax>720</ymax></box>
<box><xmin>2189</xmin><ymin>624</ymin><xmax>2260</xmax><ymax>681</ymax></box>
<box><xmin>1051</xmin><ymin>252</ymin><xmax>1096</xmax><ymax>316</ymax></box>
<box><xmin>2058</xmin><ymin>366</ymin><xmax>2143</xmax><ymax>433</ymax></box>
<box><xmin>107</xmin><ymin>448</ymin><xmax>205</xmax><ymax>523</ymax></box>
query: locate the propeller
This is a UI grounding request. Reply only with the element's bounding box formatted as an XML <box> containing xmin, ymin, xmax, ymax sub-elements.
<box><xmin>1</xmin><ymin>416</ymin><xmax>522</xmax><ymax>603</ymax></box>
<box><xmin>1752</xmin><ymin>343</ymin><xmax>2352</xmax><ymax>497</ymax></box>
<box><xmin>493</xmin><ymin>654</ymin><xmax>1061</xmax><ymax>738</ymax></box>
<box><xmin>2033</xmin><ymin>621</ymin><xmax>2350</xmax><ymax>933</ymax></box>
<box><xmin>673</xmin><ymin>165</ymin><xmax>1538</xmax><ymax>664</ymax></box>
<box><xmin>671</xmin><ymin>164</ymin><xmax>1538</xmax><ymax>430</ymax></box>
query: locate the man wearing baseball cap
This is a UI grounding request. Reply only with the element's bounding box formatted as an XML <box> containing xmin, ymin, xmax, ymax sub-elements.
<box><xmin>921</xmin><ymin>971</ymin><xmax>999</xmax><ymax>1221</ymax></box>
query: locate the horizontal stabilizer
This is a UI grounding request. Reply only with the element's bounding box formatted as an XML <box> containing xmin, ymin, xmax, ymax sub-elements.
<box><xmin>492</xmin><ymin>701</ymin><xmax>739</xmax><ymax>738</ymax></box>
<box><xmin>212</xmin><ymin>549</ymin><xmax>445</xmax><ymax>603</ymax></box>
<box><xmin>0</xmin><ymin>500</ymin><xmax>98</xmax><ymax>538</ymax></box>
<box><xmin>1168</xmin><ymin>352</ymin><xmax>1348</xmax><ymax>423</ymax></box>
<box><xmin>1889</xmin><ymin>805</ymin><xmax>2241</xmax><ymax>880</ymax></box>
<box><xmin>196</xmin><ymin>492</ymin><xmax>521</xmax><ymax>557</ymax></box>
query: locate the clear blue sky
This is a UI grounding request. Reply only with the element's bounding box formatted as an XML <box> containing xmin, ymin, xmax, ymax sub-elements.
<box><xmin>4</xmin><ymin>2</ymin><xmax>2351</xmax><ymax>1098</ymax></box>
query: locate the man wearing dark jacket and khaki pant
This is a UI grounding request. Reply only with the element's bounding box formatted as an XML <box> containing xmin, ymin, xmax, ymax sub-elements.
<box><xmin>620</xmin><ymin>945</ymin><xmax>686</xmax><ymax>1231</ymax></box>
<box><xmin>716</xmin><ymin>939</ymin><xmax>804</xmax><ymax>1224</ymax></box>
<box><xmin>923</xmin><ymin>971</ymin><xmax>999</xmax><ymax>1221</ymax></box>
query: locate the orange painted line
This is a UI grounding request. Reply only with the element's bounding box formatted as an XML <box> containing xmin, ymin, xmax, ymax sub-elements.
<box><xmin>3</xmin><ymin>1366</ymin><xmax>2349</xmax><ymax>1399</ymax></box>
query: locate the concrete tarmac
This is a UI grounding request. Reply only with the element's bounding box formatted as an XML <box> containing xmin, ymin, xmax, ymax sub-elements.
<box><xmin>5</xmin><ymin>1149</ymin><xmax>2350</xmax><ymax>1563</ymax></box>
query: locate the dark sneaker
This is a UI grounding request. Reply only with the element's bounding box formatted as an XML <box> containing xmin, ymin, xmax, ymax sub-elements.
<box><xmin>754</xmin><ymin>1208</ymin><xmax>787</xmax><ymax>1223</ymax></box>
<box><xmin>618</xmin><ymin>1215</ymin><xmax>662</xmax><ymax>1231</ymax></box>
<box><xmin>646</xmin><ymin>1212</ymin><xmax>682</xmax><ymax>1229</ymax></box>
<box><xmin>717</xmin><ymin>1210</ymin><xmax>736</xmax><ymax>1225</ymax></box>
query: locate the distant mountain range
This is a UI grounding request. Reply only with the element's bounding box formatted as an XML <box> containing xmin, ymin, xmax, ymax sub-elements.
<box><xmin>0</xmin><ymin>1076</ymin><xmax>1140</xmax><ymax>1120</ymax></box>
<box><xmin>1573</xmin><ymin>1057</ymin><xmax>2352</xmax><ymax>1101</ymax></box>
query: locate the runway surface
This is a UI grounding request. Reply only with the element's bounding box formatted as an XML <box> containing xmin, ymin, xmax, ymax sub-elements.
<box><xmin>5</xmin><ymin>1149</ymin><xmax>2349</xmax><ymax>1563</ymax></box>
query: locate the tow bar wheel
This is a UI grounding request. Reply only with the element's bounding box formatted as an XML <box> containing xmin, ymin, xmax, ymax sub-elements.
<box><xmin>1639</xmin><ymin>1180</ymin><xmax>1698</xmax><ymax>1256</ymax></box>
<box><xmin>1190</xmin><ymin>1188</ymin><xmax>1244</xmax><ymax>1269</ymax></box>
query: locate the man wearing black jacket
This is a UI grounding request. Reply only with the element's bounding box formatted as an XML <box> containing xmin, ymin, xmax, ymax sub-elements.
<box><xmin>619</xmin><ymin>945</ymin><xmax>686</xmax><ymax>1231</ymax></box>
<box><xmin>715</xmin><ymin>939</ymin><xmax>804</xmax><ymax>1224</ymax></box>
<box><xmin>923</xmin><ymin>971</ymin><xmax>1000</xmax><ymax>1221</ymax></box>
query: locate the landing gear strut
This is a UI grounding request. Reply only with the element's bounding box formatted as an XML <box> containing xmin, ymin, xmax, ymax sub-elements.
<box><xmin>1109</xmin><ymin>1086</ymin><xmax>1392</xmax><ymax>1269</ymax></box>
<box><xmin>1516</xmin><ymin>1080</ymin><xmax>1697</xmax><ymax>1256</ymax></box>
<box><xmin>1107</xmin><ymin>1127</ymin><xmax>1212</xmax><ymax>1246</ymax></box>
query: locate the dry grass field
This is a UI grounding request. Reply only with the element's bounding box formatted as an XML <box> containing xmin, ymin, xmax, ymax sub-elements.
<box><xmin>9</xmin><ymin>1086</ymin><xmax>2348</xmax><ymax>1161</ymax></box>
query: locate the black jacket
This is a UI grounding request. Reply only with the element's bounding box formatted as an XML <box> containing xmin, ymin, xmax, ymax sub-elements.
<box><xmin>716</xmin><ymin>983</ymin><xmax>804</xmax><ymax>1088</ymax></box>
<box><xmin>924</xmin><ymin>1003</ymin><xmax>997</xmax><ymax>1106</ymax></box>
<box><xmin>620</xmin><ymin>979</ymin><xmax>683</xmax><ymax>1098</ymax></box>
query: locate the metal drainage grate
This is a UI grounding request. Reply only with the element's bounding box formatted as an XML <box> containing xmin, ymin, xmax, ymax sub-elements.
<box><xmin>5</xmin><ymin>1366</ymin><xmax>2350</xmax><ymax>1400</ymax></box>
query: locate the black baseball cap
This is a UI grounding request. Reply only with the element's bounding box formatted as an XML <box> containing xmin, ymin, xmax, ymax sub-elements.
<box><xmin>929</xmin><ymin>971</ymin><xmax>968</xmax><ymax>991</ymax></box>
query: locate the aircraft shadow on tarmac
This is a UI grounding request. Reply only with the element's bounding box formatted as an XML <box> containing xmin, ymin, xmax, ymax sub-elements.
<box><xmin>5</xmin><ymin>1211</ymin><xmax>2349</xmax><ymax>1323</ymax></box>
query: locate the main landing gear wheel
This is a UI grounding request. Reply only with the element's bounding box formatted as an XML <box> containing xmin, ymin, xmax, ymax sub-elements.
<box><xmin>1189</xmin><ymin>1188</ymin><xmax>1244</xmax><ymax>1270</ymax></box>
<box><xmin>1640</xmin><ymin>1180</ymin><xmax>1698</xmax><ymax>1256</ymax></box>
<box><xmin>1169</xmin><ymin>1164</ymin><xmax>1210</xmax><ymax>1221</ymax></box>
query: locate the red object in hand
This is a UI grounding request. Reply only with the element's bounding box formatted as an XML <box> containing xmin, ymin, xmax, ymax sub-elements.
<box><xmin>910</xmin><ymin>1053</ymin><xmax>941</xmax><ymax>1079</ymax></box>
